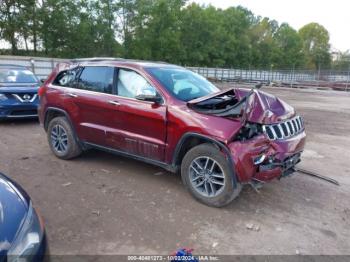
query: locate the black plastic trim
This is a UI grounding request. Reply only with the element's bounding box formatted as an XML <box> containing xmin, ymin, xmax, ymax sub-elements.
<box><xmin>44</xmin><ymin>107</ymin><xmax>72</xmax><ymax>130</ymax></box>
<box><xmin>44</xmin><ymin>107</ymin><xmax>84</xmax><ymax>148</ymax></box>
<box><xmin>85</xmin><ymin>142</ymin><xmax>177</xmax><ymax>173</ymax></box>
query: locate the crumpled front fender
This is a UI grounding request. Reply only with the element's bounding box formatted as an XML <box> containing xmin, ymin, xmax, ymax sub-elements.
<box><xmin>228</xmin><ymin>131</ymin><xmax>306</xmax><ymax>183</ymax></box>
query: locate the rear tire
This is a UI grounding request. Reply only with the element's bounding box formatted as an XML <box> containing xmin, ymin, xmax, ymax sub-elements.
<box><xmin>47</xmin><ymin>116</ymin><xmax>82</xmax><ymax>160</ymax></box>
<box><xmin>181</xmin><ymin>143</ymin><xmax>242</xmax><ymax>207</ymax></box>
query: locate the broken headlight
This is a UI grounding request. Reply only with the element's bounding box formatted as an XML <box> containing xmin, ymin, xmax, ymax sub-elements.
<box><xmin>236</xmin><ymin>123</ymin><xmax>263</xmax><ymax>141</ymax></box>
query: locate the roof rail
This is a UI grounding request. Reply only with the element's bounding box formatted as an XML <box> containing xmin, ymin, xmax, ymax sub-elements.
<box><xmin>71</xmin><ymin>57</ymin><xmax>126</xmax><ymax>63</ymax></box>
<box><xmin>70</xmin><ymin>57</ymin><xmax>172</xmax><ymax>65</ymax></box>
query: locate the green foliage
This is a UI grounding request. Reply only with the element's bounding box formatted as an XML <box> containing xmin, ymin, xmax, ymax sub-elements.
<box><xmin>299</xmin><ymin>23</ymin><xmax>331</xmax><ymax>69</ymax></box>
<box><xmin>0</xmin><ymin>0</ymin><xmax>22</xmax><ymax>53</ymax></box>
<box><xmin>332</xmin><ymin>51</ymin><xmax>350</xmax><ymax>70</ymax></box>
<box><xmin>249</xmin><ymin>17</ymin><xmax>279</xmax><ymax>68</ymax></box>
<box><xmin>274</xmin><ymin>23</ymin><xmax>304</xmax><ymax>68</ymax></box>
<box><xmin>180</xmin><ymin>4</ymin><xmax>226</xmax><ymax>66</ymax></box>
<box><xmin>128</xmin><ymin>0</ymin><xmax>185</xmax><ymax>63</ymax></box>
<box><xmin>40</xmin><ymin>0</ymin><xmax>122</xmax><ymax>58</ymax></box>
<box><xmin>0</xmin><ymin>0</ymin><xmax>333</xmax><ymax>69</ymax></box>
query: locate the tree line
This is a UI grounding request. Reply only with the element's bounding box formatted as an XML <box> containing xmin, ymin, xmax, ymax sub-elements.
<box><xmin>0</xmin><ymin>0</ymin><xmax>348</xmax><ymax>70</ymax></box>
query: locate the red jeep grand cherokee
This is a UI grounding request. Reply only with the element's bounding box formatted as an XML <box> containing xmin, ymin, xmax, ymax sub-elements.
<box><xmin>38</xmin><ymin>58</ymin><xmax>306</xmax><ymax>207</ymax></box>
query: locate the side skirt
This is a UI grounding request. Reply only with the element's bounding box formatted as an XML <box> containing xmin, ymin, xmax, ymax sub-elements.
<box><xmin>84</xmin><ymin>142</ymin><xmax>177</xmax><ymax>173</ymax></box>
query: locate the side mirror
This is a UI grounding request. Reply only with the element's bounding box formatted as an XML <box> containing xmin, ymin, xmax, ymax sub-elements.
<box><xmin>40</xmin><ymin>78</ymin><xmax>46</xmax><ymax>83</ymax></box>
<box><xmin>135</xmin><ymin>94</ymin><xmax>162</xmax><ymax>104</ymax></box>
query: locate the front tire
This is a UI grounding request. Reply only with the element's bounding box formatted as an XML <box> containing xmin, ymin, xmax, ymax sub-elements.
<box><xmin>181</xmin><ymin>143</ymin><xmax>242</xmax><ymax>207</ymax></box>
<box><xmin>47</xmin><ymin>116</ymin><xmax>82</xmax><ymax>160</ymax></box>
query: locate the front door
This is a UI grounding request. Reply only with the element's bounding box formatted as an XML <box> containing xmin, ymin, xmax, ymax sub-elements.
<box><xmin>106</xmin><ymin>68</ymin><xmax>167</xmax><ymax>162</ymax></box>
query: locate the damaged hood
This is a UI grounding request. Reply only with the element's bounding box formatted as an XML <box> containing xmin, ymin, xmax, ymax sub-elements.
<box><xmin>235</xmin><ymin>88</ymin><xmax>295</xmax><ymax>124</ymax></box>
<box><xmin>188</xmin><ymin>88</ymin><xmax>295</xmax><ymax>125</ymax></box>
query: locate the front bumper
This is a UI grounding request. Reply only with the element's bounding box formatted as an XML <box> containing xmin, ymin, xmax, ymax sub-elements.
<box><xmin>0</xmin><ymin>101</ymin><xmax>39</xmax><ymax>119</ymax></box>
<box><xmin>228</xmin><ymin>131</ymin><xmax>306</xmax><ymax>183</ymax></box>
<box><xmin>255</xmin><ymin>152</ymin><xmax>301</xmax><ymax>181</ymax></box>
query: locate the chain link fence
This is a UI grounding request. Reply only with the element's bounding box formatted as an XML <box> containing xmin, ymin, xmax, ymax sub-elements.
<box><xmin>1</xmin><ymin>55</ymin><xmax>349</xmax><ymax>91</ymax></box>
<box><xmin>188</xmin><ymin>67</ymin><xmax>350</xmax><ymax>91</ymax></box>
<box><xmin>0</xmin><ymin>55</ymin><xmax>67</xmax><ymax>79</ymax></box>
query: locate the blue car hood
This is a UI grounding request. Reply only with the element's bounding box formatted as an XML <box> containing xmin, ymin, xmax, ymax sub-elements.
<box><xmin>0</xmin><ymin>83</ymin><xmax>39</xmax><ymax>93</ymax></box>
<box><xmin>0</xmin><ymin>174</ymin><xmax>29</xmax><ymax>256</ymax></box>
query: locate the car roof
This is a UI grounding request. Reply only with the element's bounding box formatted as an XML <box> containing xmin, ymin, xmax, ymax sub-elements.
<box><xmin>70</xmin><ymin>57</ymin><xmax>183</xmax><ymax>69</ymax></box>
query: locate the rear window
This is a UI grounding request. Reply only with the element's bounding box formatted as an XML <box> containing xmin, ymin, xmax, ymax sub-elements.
<box><xmin>0</xmin><ymin>68</ymin><xmax>38</xmax><ymax>83</ymax></box>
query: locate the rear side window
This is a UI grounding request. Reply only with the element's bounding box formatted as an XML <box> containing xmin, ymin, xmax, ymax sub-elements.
<box><xmin>77</xmin><ymin>66</ymin><xmax>115</xmax><ymax>94</ymax></box>
<box><xmin>53</xmin><ymin>67</ymin><xmax>81</xmax><ymax>87</ymax></box>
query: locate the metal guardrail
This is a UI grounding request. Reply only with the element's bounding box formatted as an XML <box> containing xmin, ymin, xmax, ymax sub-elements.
<box><xmin>0</xmin><ymin>55</ymin><xmax>349</xmax><ymax>90</ymax></box>
<box><xmin>0</xmin><ymin>55</ymin><xmax>68</xmax><ymax>78</ymax></box>
<box><xmin>188</xmin><ymin>67</ymin><xmax>350</xmax><ymax>91</ymax></box>
<box><xmin>188</xmin><ymin>67</ymin><xmax>350</xmax><ymax>84</ymax></box>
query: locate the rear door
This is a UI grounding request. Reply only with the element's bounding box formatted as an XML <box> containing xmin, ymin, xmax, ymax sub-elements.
<box><xmin>106</xmin><ymin>67</ymin><xmax>167</xmax><ymax>162</ymax></box>
<box><xmin>56</xmin><ymin>66</ymin><xmax>118</xmax><ymax>146</ymax></box>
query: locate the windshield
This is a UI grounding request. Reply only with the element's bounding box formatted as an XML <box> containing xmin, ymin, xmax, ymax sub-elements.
<box><xmin>146</xmin><ymin>67</ymin><xmax>219</xmax><ymax>102</ymax></box>
<box><xmin>0</xmin><ymin>68</ymin><xmax>38</xmax><ymax>84</ymax></box>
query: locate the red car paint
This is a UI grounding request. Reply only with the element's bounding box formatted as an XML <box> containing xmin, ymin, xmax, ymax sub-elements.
<box><xmin>38</xmin><ymin>60</ymin><xmax>306</xmax><ymax>184</ymax></box>
<box><xmin>234</xmin><ymin>88</ymin><xmax>296</xmax><ymax>124</ymax></box>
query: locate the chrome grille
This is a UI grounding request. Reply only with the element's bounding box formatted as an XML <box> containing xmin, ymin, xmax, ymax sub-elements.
<box><xmin>263</xmin><ymin>116</ymin><xmax>304</xmax><ymax>140</ymax></box>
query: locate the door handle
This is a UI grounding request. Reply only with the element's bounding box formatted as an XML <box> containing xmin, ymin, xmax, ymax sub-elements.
<box><xmin>67</xmin><ymin>93</ymin><xmax>78</xmax><ymax>98</ymax></box>
<box><xmin>108</xmin><ymin>100</ymin><xmax>120</xmax><ymax>106</ymax></box>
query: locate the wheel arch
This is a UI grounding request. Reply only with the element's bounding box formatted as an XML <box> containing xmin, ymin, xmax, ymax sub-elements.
<box><xmin>44</xmin><ymin>107</ymin><xmax>73</xmax><ymax>131</ymax></box>
<box><xmin>43</xmin><ymin>107</ymin><xmax>83</xmax><ymax>147</ymax></box>
<box><xmin>172</xmin><ymin>132</ymin><xmax>238</xmax><ymax>187</ymax></box>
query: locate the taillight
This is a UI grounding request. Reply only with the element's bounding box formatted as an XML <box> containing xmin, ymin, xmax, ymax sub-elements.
<box><xmin>38</xmin><ymin>86</ymin><xmax>45</xmax><ymax>97</ymax></box>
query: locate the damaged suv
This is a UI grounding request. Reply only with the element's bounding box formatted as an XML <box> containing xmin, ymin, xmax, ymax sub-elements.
<box><xmin>38</xmin><ymin>58</ymin><xmax>306</xmax><ymax>207</ymax></box>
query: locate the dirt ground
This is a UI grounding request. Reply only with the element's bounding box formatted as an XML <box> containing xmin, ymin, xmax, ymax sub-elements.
<box><xmin>0</xmin><ymin>85</ymin><xmax>350</xmax><ymax>256</ymax></box>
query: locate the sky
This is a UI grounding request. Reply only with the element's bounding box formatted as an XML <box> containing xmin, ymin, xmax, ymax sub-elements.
<box><xmin>192</xmin><ymin>0</ymin><xmax>349</xmax><ymax>52</ymax></box>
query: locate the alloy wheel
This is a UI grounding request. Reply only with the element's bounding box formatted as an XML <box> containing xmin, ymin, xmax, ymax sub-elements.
<box><xmin>51</xmin><ymin>124</ymin><xmax>68</xmax><ymax>153</ymax></box>
<box><xmin>189</xmin><ymin>156</ymin><xmax>226</xmax><ymax>197</ymax></box>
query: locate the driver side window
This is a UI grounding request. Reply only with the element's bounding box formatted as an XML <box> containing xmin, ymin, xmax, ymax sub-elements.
<box><xmin>117</xmin><ymin>68</ymin><xmax>157</xmax><ymax>98</ymax></box>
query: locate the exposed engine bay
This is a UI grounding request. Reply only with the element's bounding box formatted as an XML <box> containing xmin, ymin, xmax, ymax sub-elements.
<box><xmin>188</xmin><ymin>89</ymin><xmax>249</xmax><ymax>117</ymax></box>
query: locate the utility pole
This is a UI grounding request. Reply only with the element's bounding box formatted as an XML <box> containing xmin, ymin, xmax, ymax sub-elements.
<box><xmin>290</xmin><ymin>64</ymin><xmax>295</xmax><ymax>88</ymax></box>
<box><xmin>30</xmin><ymin>59</ymin><xmax>35</xmax><ymax>74</ymax></box>
<box><xmin>318</xmin><ymin>63</ymin><xmax>321</xmax><ymax>87</ymax></box>
<box><xmin>270</xmin><ymin>64</ymin><xmax>273</xmax><ymax>83</ymax></box>
<box><xmin>346</xmin><ymin>63</ymin><xmax>350</xmax><ymax>91</ymax></box>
